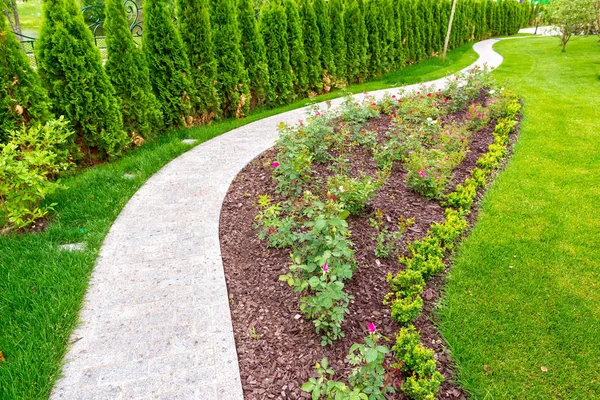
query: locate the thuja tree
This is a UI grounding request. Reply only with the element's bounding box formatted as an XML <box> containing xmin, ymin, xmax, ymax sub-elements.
<box><xmin>104</xmin><ymin>0</ymin><xmax>163</xmax><ymax>140</ymax></box>
<box><xmin>284</xmin><ymin>0</ymin><xmax>308</xmax><ymax>96</ymax></box>
<box><xmin>365</xmin><ymin>0</ymin><xmax>383</xmax><ymax>76</ymax></box>
<box><xmin>0</xmin><ymin>12</ymin><xmax>51</xmax><ymax>143</ymax></box>
<box><xmin>299</xmin><ymin>0</ymin><xmax>323</xmax><ymax>94</ymax></box>
<box><xmin>143</xmin><ymin>0</ymin><xmax>193</xmax><ymax>127</ymax></box>
<box><xmin>211</xmin><ymin>0</ymin><xmax>250</xmax><ymax>117</ymax></box>
<box><xmin>178</xmin><ymin>0</ymin><xmax>221</xmax><ymax>122</ymax></box>
<box><xmin>344</xmin><ymin>0</ymin><xmax>368</xmax><ymax>83</ymax></box>
<box><xmin>259</xmin><ymin>1</ymin><xmax>294</xmax><ymax>105</ymax></box>
<box><xmin>36</xmin><ymin>0</ymin><xmax>127</xmax><ymax>159</ymax></box>
<box><xmin>314</xmin><ymin>0</ymin><xmax>334</xmax><ymax>86</ymax></box>
<box><xmin>237</xmin><ymin>0</ymin><xmax>270</xmax><ymax>108</ymax></box>
<box><xmin>329</xmin><ymin>0</ymin><xmax>347</xmax><ymax>85</ymax></box>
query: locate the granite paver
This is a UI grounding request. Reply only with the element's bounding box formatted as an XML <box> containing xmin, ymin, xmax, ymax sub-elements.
<box><xmin>51</xmin><ymin>38</ymin><xmax>508</xmax><ymax>400</ymax></box>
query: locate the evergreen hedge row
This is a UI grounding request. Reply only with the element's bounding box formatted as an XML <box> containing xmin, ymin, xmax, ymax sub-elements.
<box><xmin>1</xmin><ymin>0</ymin><xmax>533</xmax><ymax>160</ymax></box>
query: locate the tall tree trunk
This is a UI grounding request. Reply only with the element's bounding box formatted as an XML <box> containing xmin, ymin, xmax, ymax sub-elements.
<box><xmin>4</xmin><ymin>0</ymin><xmax>22</xmax><ymax>39</ymax></box>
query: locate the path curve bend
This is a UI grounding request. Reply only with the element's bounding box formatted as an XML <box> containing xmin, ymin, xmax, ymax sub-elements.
<box><xmin>52</xmin><ymin>38</ymin><xmax>506</xmax><ymax>400</ymax></box>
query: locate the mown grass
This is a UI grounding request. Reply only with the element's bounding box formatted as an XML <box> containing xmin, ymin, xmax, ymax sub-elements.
<box><xmin>15</xmin><ymin>0</ymin><xmax>43</xmax><ymax>38</ymax></box>
<box><xmin>438</xmin><ymin>36</ymin><xmax>600</xmax><ymax>399</ymax></box>
<box><xmin>0</xmin><ymin>43</ymin><xmax>478</xmax><ymax>399</ymax></box>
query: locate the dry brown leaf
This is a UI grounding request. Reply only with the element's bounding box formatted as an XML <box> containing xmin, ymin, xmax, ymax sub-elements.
<box><xmin>0</xmin><ymin>351</ymin><xmax>5</xmax><ymax>362</ymax></box>
<box><xmin>15</xmin><ymin>104</ymin><xmax>23</xmax><ymax>115</ymax></box>
<box><xmin>541</xmin><ymin>366</ymin><xmax>548</xmax><ymax>372</ymax></box>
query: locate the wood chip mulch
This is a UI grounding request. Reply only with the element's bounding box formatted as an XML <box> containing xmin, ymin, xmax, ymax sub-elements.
<box><xmin>219</xmin><ymin>105</ymin><xmax>516</xmax><ymax>399</ymax></box>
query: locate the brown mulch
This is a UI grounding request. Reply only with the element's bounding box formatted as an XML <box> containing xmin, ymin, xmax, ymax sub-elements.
<box><xmin>219</xmin><ymin>107</ymin><xmax>508</xmax><ymax>399</ymax></box>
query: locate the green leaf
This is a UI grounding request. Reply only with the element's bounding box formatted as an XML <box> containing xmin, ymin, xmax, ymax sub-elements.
<box><xmin>301</xmin><ymin>382</ymin><xmax>315</xmax><ymax>392</ymax></box>
<box><xmin>365</xmin><ymin>348</ymin><xmax>378</xmax><ymax>363</ymax></box>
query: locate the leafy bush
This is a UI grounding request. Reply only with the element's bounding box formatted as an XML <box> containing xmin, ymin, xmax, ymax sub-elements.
<box><xmin>405</xmin><ymin>150</ymin><xmax>452</xmax><ymax>199</ymax></box>
<box><xmin>327</xmin><ymin>173</ymin><xmax>381</xmax><ymax>216</ymax></box>
<box><xmin>0</xmin><ymin>118</ymin><xmax>73</xmax><ymax>230</ymax></box>
<box><xmin>254</xmin><ymin>195</ymin><xmax>296</xmax><ymax>248</ymax></box>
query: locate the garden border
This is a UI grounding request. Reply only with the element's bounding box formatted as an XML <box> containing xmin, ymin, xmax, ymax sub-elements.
<box><xmin>51</xmin><ymin>37</ymin><xmax>513</xmax><ymax>400</ymax></box>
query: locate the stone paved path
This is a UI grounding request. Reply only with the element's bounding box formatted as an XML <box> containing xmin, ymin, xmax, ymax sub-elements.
<box><xmin>51</xmin><ymin>38</ymin><xmax>507</xmax><ymax>400</ymax></box>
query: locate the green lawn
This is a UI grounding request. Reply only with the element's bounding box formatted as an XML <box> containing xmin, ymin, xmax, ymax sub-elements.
<box><xmin>0</xmin><ymin>44</ymin><xmax>477</xmax><ymax>399</ymax></box>
<box><xmin>438</xmin><ymin>36</ymin><xmax>600</xmax><ymax>399</ymax></box>
<box><xmin>15</xmin><ymin>0</ymin><xmax>43</xmax><ymax>38</ymax></box>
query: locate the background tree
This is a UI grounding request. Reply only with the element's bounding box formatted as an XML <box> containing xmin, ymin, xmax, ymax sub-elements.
<box><xmin>299</xmin><ymin>0</ymin><xmax>323</xmax><ymax>94</ymax></box>
<box><xmin>237</xmin><ymin>0</ymin><xmax>270</xmax><ymax>108</ymax></box>
<box><xmin>546</xmin><ymin>0</ymin><xmax>594</xmax><ymax>52</ymax></box>
<box><xmin>260</xmin><ymin>1</ymin><xmax>294</xmax><ymax>105</ymax></box>
<box><xmin>178</xmin><ymin>0</ymin><xmax>221</xmax><ymax>122</ymax></box>
<box><xmin>344</xmin><ymin>0</ymin><xmax>368</xmax><ymax>83</ymax></box>
<box><xmin>143</xmin><ymin>0</ymin><xmax>193</xmax><ymax>127</ymax></box>
<box><xmin>284</xmin><ymin>0</ymin><xmax>308</xmax><ymax>96</ymax></box>
<box><xmin>211</xmin><ymin>0</ymin><xmax>251</xmax><ymax>117</ymax></box>
<box><xmin>314</xmin><ymin>0</ymin><xmax>334</xmax><ymax>88</ymax></box>
<box><xmin>329</xmin><ymin>0</ymin><xmax>346</xmax><ymax>85</ymax></box>
<box><xmin>104</xmin><ymin>0</ymin><xmax>163</xmax><ymax>140</ymax></box>
<box><xmin>0</xmin><ymin>11</ymin><xmax>51</xmax><ymax>143</ymax></box>
<box><xmin>36</xmin><ymin>0</ymin><xmax>127</xmax><ymax>159</ymax></box>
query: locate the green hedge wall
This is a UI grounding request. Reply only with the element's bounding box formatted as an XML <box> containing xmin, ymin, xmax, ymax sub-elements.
<box><xmin>3</xmin><ymin>0</ymin><xmax>532</xmax><ymax>158</ymax></box>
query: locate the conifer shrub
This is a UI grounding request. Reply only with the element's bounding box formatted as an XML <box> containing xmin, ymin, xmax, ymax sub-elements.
<box><xmin>314</xmin><ymin>0</ymin><xmax>334</xmax><ymax>90</ymax></box>
<box><xmin>237</xmin><ymin>0</ymin><xmax>270</xmax><ymax>108</ymax></box>
<box><xmin>178</xmin><ymin>0</ymin><xmax>222</xmax><ymax>122</ymax></box>
<box><xmin>0</xmin><ymin>12</ymin><xmax>52</xmax><ymax>144</ymax></box>
<box><xmin>104</xmin><ymin>0</ymin><xmax>163</xmax><ymax>140</ymax></box>
<box><xmin>284</xmin><ymin>0</ymin><xmax>309</xmax><ymax>96</ymax></box>
<box><xmin>344</xmin><ymin>0</ymin><xmax>368</xmax><ymax>83</ymax></box>
<box><xmin>365</xmin><ymin>0</ymin><xmax>383</xmax><ymax>76</ymax></box>
<box><xmin>211</xmin><ymin>0</ymin><xmax>251</xmax><ymax>117</ymax></box>
<box><xmin>298</xmin><ymin>0</ymin><xmax>323</xmax><ymax>94</ymax></box>
<box><xmin>35</xmin><ymin>0</ymin><xmax>128</xmax><ymax>159</ymax></box>
<box><xmin>329</xmin><ymin>0</ymin><xmax>347</xmax><ymax>85</ymax></box>
<box><xmin>143</xmin><ymin>0</ymin><xmax>193</xmax><ymax>128</ymax></box>
<box><xmin>259</xmin><ymin>1</ymin><xmax>294</xmax><ymax>105</ymax></box>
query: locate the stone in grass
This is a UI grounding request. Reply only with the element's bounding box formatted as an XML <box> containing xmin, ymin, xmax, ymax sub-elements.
<box><xmin>181</xmin><ymin>138</ymin><xmax>197</xmax><ymax>145</ymax></box>
<box><xmin>59</xmin><ymin>243</ymin><xmax>86</xmax><ymax>252</ymax></box>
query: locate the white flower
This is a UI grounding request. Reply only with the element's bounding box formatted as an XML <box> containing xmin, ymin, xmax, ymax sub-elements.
<box><xmin>339</xmin><ymin>186</ymin><xmax>345</xmax><ymax>192</ymax></box>
<box><xmin>427</xmin><ymin>117</ymin><xmax>432</xmax><ymax>122</ymax></box>
<box><xmin>458</xmin><ymin>82</ymin><xmax>465</xmax><ymax>88</ymax></box>
<box><xmin>489</xmin><ymin>89</ymin><xmax>496</xmax><ymax>95</ymax></box>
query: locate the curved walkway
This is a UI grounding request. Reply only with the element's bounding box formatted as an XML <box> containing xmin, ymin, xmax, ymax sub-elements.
<box><xmin>52</xmin><ymin>38</ymin><xmax>506</xmax><ymax>400</ymax></box>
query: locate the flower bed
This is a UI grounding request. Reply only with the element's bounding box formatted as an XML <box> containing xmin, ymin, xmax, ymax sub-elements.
<box><xmin>219</xmin><ymin>67</ymin><xmax>521</xmax><ymax>400</ymax></box>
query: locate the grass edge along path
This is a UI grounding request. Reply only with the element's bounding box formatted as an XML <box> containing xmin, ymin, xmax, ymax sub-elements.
<box><xmin>0</xmin><ymin>43</ymin><xmax>477</xmax><ymax>399</ymax></box>
<box><xmin>438</xmin><ymin>36</ymin><xmax>600</xmax><ymax>399</ymax></box>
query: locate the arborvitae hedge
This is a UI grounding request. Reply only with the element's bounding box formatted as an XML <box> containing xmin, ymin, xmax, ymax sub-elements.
<box><xmin>178</xmin><ymin>0</ymin><xmax>222</xmax><ymax>122</ymax></box>
<box><xmin>314</xmin><ymin>0</ymin><xmax>334</xmax><ymax>88</ymax></box>
<box><xmin>298</xmin><ymin>0</ymin><xmax>323</xmax><ymax>94</ymax></box>
<box><xmin>211</xmin><ymin>0</ymin><xmax>251</xmax><ymax>117</ymax></box>
<box><xmin>143</xmin><ymin>0</ymin><xmax>193</xmax><ymax>128</ymax></box>
<box><xmin>344</xmin><ymin>0</ymin><xmax>368</xmax><ymax>83</ymax></box>
<box><xmin>36</xmin><ymin>0</ymin><xmax>127</xmax><ymax>159</ymax></box>
<box><xmin>0</xmin><ymin>12</ymin><xmax>52</xmax><ymax>143</ymax></box>
<box><xmin>104</xmin><ymin>0</ymin><xmax>163</xmax><ymax>140</ymax></box>
<box><xmin>284</xmin><ymin>0</ymin><xmax>308</xmax><ymax>97</ymax></box>
<box><xmin>329</xmin><ymin>0</ymin><xmax>346</xmax><ymax>85</ymax></box>
<box><xmin>259</xmin><ymin>1</ymin><xmax>294</xmax><ymax>105</ymax></box>
<box><xmin>237</xmin><ymin>0</ymin><xmax>270</xmax><ymax>108</ymax></box>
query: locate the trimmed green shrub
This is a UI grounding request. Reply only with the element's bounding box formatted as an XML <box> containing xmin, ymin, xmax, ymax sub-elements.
<box><xmin>104</xmin><ymin>0</ymin><xmax>163</xmax><ymax>140</ymax></box>
<box><xmin>143</xmin><ymin>0</ymin><xmax>193</xmax><ymax>128</ymax></box>
<box><xmin>36</xmin><ymin>0</ymin><xmax>128</xmax><ymax>159</ymax></box>
<box><xmin>237</xmin><ymin>0</ymin><xmax>270</xmax><ymax>108</ymax></box>
<box><xmin>211</xmin><ymin>0</ymin><xmax>251</xmax><ymax>117</ymax></box>
<box><xmin>298</xmin><ymin>0</ymin><xmax>323</xmax><ymax>94</ymax></box>
<box><xmin>259</xmin><ymin>1</ymin><xmax>294</xmax><ymax>105</ymax></box>
<box><xmin>284</xmin><ymin>0</ymin><xmax>308</xmax><ymax>96</ymax></box>
<box><xmin>344</xmin><ymin>0</ymin><xmax>368</xmax><ymax>83</ymax></box>
<box><xmin>329</xmin><ymin>0</ymin><xmax>346</xmax><ymax>85</ymax></box>
<box><xmin>314</xmin><ymin>0</ymin><xmax>334</xmax><ymax>89</ymax></box>
<box><xmin>0</xmin><ymin>12</ymin><xmax>52</xmax><ymax>144</ymax></box>
<box><xmin>178</xmin><ymin>0</ymin><xmax>222</xmax><ymax>122</ymax></box>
